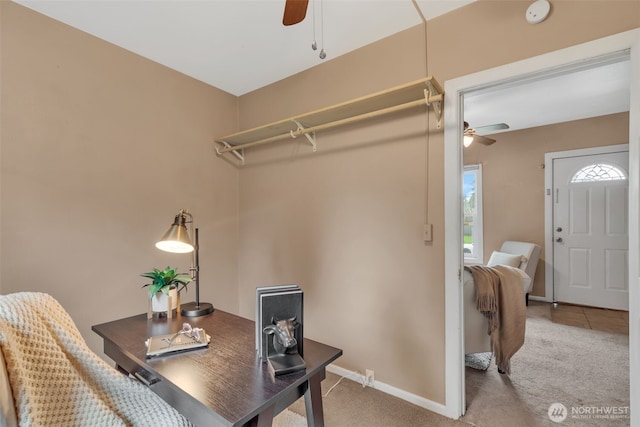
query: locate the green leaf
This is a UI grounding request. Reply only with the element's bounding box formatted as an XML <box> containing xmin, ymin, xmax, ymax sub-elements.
<box><xmin>140</xmin><ymin>265</ymin><xmax>191</xmax><ymax>298</ymax></box>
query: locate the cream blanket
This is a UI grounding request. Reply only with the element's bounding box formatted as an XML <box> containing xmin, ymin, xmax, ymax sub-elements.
<box><xmin>465</xmin><ymin>265</ymin><xmax>526</xmax><ymax>375</ymax></box>
<box><xmin>0</xmin><ymin>292</ymin><xmax>192</xmax><ymax>427</ymax></box>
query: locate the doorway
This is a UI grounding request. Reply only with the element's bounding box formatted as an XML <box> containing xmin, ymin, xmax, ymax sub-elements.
<box><xmin>442</xmin><ymin>30</ymin><xmax>640</xmax><ymax>420</ymax></box>
<box><xmin>547</xmin><ymin>145</ymin><xmax>629</xmax><ymax>310</ymax></box>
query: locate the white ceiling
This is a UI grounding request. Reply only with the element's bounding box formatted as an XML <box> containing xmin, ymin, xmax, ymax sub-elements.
<box><xmin>14</xmin><ymin>0</ymin><xmax>475</xmax><ymax>96</ymax></box>
<box><xmin>464</xmin><ymin>57</ymin><xmax>631</xmax><ymax>136</ymax></box>
<box><xmin>13</xmin><ymin>0</ymin><xmax>631</xmax><ymax>133</ymax></box>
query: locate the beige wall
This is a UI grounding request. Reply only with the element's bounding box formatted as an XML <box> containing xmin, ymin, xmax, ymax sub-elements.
<box><xmin>465</xmin><ymin>113</ymin><xmax>630</xmax><ymax>298</ymax></box>
<box><xmin>1</xmin><ymin>0</ymin><xmax>638</xmax><ymax>412</ymax></box>
<box><xmin>0</xmin><ymin>2</ymin><xmax>240</xmax><ymax>355</ymax></box>
<box><xmin>237</xmin><ymin>1</ymin><xmax>639</xmax><ymax>405</ymax></box>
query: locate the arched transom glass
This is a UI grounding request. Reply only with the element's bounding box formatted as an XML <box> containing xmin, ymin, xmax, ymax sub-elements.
<box><xmin>571</xmin><ymin>163</ymin><xmax>627</xmax><ymax>183</ymax></box>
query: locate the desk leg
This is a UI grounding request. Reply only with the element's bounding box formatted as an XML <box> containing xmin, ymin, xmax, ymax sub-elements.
<box><xmin>304</xmin><ymin>372</ymin><xmax>324</xmax><ymax>427</ymax></box>
<box><xmin>249</xmin><ymin>404</ymin><xmax>275</xmax><ymax>427</ymax></box>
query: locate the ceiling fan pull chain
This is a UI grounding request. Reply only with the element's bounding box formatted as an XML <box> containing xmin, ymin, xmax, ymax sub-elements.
<box><xmin>319</xmin><ymin>0</ymin><xmax>326</xmax><ymax>59</ymax></box>
<box><xmin>311</xmin><ymin>0</ymin><xmax>317</xmax><ymax>50</ymax></box>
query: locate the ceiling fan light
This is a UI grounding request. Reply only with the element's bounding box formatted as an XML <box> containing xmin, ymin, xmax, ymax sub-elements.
<box><xmin>463</xmin><ymin>135</ymin><xmax>474</xmax><ymax>147</ymax></box>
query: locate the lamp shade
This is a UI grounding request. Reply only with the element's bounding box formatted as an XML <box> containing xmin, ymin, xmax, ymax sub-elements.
<box><xmin>463</xmin><ymin>135</ymin><xmax>474</xmax><ymax>148</ymax></box>
<box><xmin>155</xmin><ymin>215</ymin><xmax>194</xmax><ymax>253</ymax></box>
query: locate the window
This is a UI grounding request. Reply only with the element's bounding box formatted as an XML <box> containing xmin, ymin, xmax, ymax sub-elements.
<box><xmin>571</xmin><ymin>163</ymin><xmax>627</xmax><ymax>183</ymax></box>
<box><xmin>464</xmin><ymin>164</ymin><xmax>483</xmax><ymax>264</ymax></box>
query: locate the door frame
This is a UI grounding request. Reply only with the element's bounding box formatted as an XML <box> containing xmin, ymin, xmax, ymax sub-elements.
<box><xmin>443</xmin><ymin>29</ymin><xmax>640</xmax><ymax>421</ymax></box>
<box><xmin>544</xmin><ymin>144</ymin><xmax>630</xmax><ymax>305</ymax></box>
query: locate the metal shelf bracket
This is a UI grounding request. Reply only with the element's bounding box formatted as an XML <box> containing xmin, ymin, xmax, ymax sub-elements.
<box><xmin>290</xmin><ymin>120</ymin><xmax>317</xmax><ymax>152</ymax></box>
<box><xmin>424</xmin><ymin>82</ymin><xmax>443</xmax><ymax>128</ymax></box>
<box><xmin>217</xmin><ymin>141</ymin><xmax>245</xmax><ymax>165</ymax></box>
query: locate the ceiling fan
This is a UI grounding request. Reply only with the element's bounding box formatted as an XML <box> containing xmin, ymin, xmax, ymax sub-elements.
<box><xmin>463</xmin><ymin>122</ymin><xmax>509</xmax><ymax>147</ymax></box>
<box><xmin>283</xmin><ymin>0</ymin><xmax>309</xmax><ymax>26</ymax></box>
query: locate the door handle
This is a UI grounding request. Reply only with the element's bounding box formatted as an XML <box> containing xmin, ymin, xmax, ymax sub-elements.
<box><xmin>556</xmin><ymin>227</ymin><xmax>563</xmax><ymax>232</ymax></box>
<box><xmin>556</xmin><ymin>237</ymin><xmax>563</xmax><ymax>243</ymax></box>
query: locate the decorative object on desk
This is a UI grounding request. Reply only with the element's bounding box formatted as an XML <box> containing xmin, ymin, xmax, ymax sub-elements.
<box><xmin>146</xmin><ymin>322</ymin><xmax>210</xmax><ymax>358</ymax></box>
<box><xmin>256</xmin><ymin>285</ymin><xmax>305</xmax><ymax>376</ymax></box>
<box><xmin>255</xmin><ymin>284</ymin><xmax>300</xmax><ymax>353</ymax></box>
<box><xmin>256</xmin><ymin>285</ymin><xmax>303</xmax><ymax>359</ymax></box>
<box><xmin>264</xmin><ymin>317</ymin><xmax>299</xmax><ymax>352</ymax></box>
<box><xmin>156</xmin><ymin>209</ymin><xmax>214</xmax><ymax>317</ymax></box>
<box><xmin>141</xmin><ymin>266</ymin><xmax>191</xmax><ymax>318</ymax></box>
<box><xmin>150</xmin><ymin>287</ymin><xmax>178</xmax><ymax>317</ymax></box>
<box><xmin>263</xmin><ymin>317</ymin><xmax>306</xmax><ymax>376</ymax></box>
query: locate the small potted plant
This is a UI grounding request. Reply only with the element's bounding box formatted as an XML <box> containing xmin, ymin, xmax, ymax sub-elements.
<box><xmin>141</xmin><ymin>266</ymin><xmax>191</xmax><ymax>314</ymax></box>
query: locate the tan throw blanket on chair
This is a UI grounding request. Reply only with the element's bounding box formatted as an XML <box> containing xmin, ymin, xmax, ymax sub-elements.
<box><xmin>0</xmin><ymin>292</ymin><xmax>193</xmax><ymax>427</ymax></box>
<box><xmin>465</xmin><ymin>265</ymin><xmax>526</xmax><ymax>375</ymax></box>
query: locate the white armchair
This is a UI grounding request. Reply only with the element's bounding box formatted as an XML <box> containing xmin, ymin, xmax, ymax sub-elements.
<box><xmin>495</xmin><ymin>241</ymin><xmax>542</xmax><ymax>305</ymax></box>
<box><xmin>464</xmin><ymin>241</ymin><xmax>541</xmax><ymax>355</ymax></box>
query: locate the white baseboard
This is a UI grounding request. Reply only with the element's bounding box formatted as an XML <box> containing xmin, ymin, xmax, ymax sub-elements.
<box><xmin>326</xmin><ymin>364</ymin><xmax>450</xmax><ymax>419</ymax></box>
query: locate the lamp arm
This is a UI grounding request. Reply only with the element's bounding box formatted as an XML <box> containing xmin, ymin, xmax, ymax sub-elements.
<box><xmin>179</xmin><ymin>209</ymin><xmax>194</xmax><ymax>226</ymax></box>
<box><xmin>194</xmin><ymin>228</ymin><xmax>200</xmax><ymax>307</ymax></box>
<box><xmin>179</xmin><ymin>209</ymin><xmax>200</xmax><ymax>308</ymax></box>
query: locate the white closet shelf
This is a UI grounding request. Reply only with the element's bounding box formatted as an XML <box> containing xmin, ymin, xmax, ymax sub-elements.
<box><xmin>214</xmin><ymin>76</ymin><xmax>443</xmax><ymax>164</ymax></box>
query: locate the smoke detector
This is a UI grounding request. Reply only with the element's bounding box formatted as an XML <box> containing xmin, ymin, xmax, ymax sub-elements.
<box><xmin>526</xmin><ymin>0</ymin><xmax>551</xmax><ymax>24</ymax></box>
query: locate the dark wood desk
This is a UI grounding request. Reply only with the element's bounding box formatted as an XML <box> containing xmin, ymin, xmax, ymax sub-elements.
<box><xmin>92</xmin><ymin>309</ymin><xmax>342</xmax><ymax>427</ymax></box>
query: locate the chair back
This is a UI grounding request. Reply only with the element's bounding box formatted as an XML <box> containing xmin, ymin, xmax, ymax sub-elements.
<box><xmin>500</xmin><ymin>241</ymin><xmax>542</xmax><ymax>282</ymax></box>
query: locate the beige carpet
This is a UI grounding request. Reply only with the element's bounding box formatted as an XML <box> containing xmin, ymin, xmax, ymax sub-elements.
<box><xmin>287</xmin><ymin>301</ymin><xmax>629</xmax><ymax>426</ymax></box>
<box><xmin>464</xmin><ymin>301</ymin><xmax>629</xmax><ymax>427</ymax></box>
<box><xmin>288</xmin><ymin>372</ymin><xmax>462</xmax><ymax>426</ymax></box>
<box><xmin>273</xmin><ymin>409</ymin><xmax>307</xmax><ymax>427</ymax></box>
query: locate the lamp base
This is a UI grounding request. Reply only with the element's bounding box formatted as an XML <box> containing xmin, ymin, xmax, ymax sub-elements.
<box><xmin>181</xmin><ymin>301</ymin><xmax>214</xmax><ymax>317</ymax></box>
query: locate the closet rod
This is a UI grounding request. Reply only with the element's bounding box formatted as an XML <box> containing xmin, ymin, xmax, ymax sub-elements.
<box><xmin>216</xmin><ymin>94</ymin><xmax>441</xmax><ymax>155</ymax></box>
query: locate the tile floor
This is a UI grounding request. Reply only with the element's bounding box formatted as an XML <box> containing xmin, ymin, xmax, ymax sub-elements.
<box><xmin>549</xmin><ymin>302</ymin><xmax>629</xmax><ymax>334</ymax></box>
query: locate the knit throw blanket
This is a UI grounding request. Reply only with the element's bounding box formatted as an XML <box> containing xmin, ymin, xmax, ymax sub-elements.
<box><xmin>465</xmin><ymin>265</ymin><xmax>526</xmax><ymax>375</ymax></box>
<box><xmin>0</xmin><ymin>292</ymin><xmax>193</xmax><ymax>427</ymax></box>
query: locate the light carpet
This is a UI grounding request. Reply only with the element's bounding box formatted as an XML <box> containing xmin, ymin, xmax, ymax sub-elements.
<box><xmin>285</xmin><ymin>301</ymin><xmax>629</xmax><ymax>426</ymax></box>
<box><xmin>464</xmin><ymin>301</ymin><xmax>629</xmax><ymax>426</ymax></box>
<box><xmin>273</xmin><ymin>409</ymin><xmax>306</xmax><ymax>427</ymax></box>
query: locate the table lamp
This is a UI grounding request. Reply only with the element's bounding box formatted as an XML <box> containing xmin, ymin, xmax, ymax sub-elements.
<box><xmin>156</xmin><ymin>209</ymin><xmax>214</xmax><ymax>317</ymax></box>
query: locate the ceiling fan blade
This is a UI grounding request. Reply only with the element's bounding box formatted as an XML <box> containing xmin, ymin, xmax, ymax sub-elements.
<box><xmin>283</xmin><ymin>0</ymin><xmax>309</xmax><ymax>26</ymax></box>
<box><xmin>474</xmin><ymin>134</ymin><xmax>496</xmax><ymax>146</ymax></box>
<box><xmin>474</xmin><ymin>123</ymin><xmax>510</xmax><ymax>133</ymax></box>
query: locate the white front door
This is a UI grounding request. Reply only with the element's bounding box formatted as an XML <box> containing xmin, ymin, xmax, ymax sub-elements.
<box><xmin>553</xmin><ymin>150</ymin><xmax>629</xmax><ymax>310</ymax></box>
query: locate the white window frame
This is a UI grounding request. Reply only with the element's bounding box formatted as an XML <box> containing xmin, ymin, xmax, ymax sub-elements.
<box><xmin>463</xmin><ymin>164</ymin><xmax>483</xmax><ymax>265</ymax></box>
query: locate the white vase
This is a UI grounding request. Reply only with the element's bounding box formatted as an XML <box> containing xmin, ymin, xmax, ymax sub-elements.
<box><xmin>151</xmin><ymin>288</ymin><xmax>178</xmax><ymax>313</ymax></box>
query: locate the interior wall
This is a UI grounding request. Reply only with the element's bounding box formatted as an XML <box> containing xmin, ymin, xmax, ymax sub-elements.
<box><xmin>464</xmin><ymin>112</ymin><xmax>630</xmax><ymax>298</ymax></box>
<box><xmin>237</xmin><ymin>1</ymin><xmax>639</xmax><ymax>406</ymax></box>
<box><xmin>1</xmin><ymin>0</ymin><xmax>638</xmax><ymax>413</ymax></box>
<box><xmin>0</xmin><ymin>2</ymin><xmax>240</xmax><ymax>355</ymax></box>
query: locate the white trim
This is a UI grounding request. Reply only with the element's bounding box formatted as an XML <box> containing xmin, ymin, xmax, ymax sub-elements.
<box><xmin>444</xmin><ymin>28</ymin><xmax>640</xmax><ymax>420</ymax></box>
<box><xmin>544</xmin><ymin>144</ymin><xmax>630</xmax><ymax>304</ymax></box>
<box><xmin>444</xmin><ymin>78</ymin><xmax>465</xmax><ymax>418</ymax></box>
<box><xmin>326</xmin><ymin>364</ymin><xmax>449</xmax><ymax>417</ymax></box>
<box><xmin>627</xmin><ymin>36</ymin><xmax>639</xmax><ymax>427</ymax></box>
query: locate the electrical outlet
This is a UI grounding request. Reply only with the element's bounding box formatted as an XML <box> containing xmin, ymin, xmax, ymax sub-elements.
<box><xmin>365</xmin><ymin>369</ymin><xmax>375</xmax><ymax>387</ymax></box>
